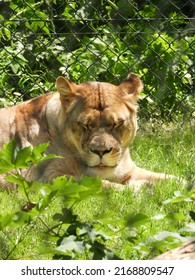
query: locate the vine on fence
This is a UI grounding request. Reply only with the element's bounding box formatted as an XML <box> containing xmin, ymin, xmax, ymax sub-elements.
<box><xmin>0</xmin><ymin>0</ymin><xmax>194</xmax><ymax>120</ymax></box>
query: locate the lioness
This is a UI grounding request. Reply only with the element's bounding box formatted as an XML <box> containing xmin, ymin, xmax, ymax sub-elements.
<box><xmin>0</xmin><ymin>73</ymin><xmax>173</xmax><ymax>190</ymax></box>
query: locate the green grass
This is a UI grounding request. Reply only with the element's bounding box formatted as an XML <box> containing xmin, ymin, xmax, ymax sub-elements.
<box><xmin>0</xmin><ymin>123</ymin><xmax>194</xmax><ymax>260</ymax></box>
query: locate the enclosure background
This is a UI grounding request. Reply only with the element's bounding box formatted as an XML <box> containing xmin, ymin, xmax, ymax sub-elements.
<box><xmin>0</xmin><ymin>0</ymin><xmax>194</xmax><ymax>121</ymax></box>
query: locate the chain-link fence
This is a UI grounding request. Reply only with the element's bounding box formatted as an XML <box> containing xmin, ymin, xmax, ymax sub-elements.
<box><xmin>0</xmin><ymin>0</ymin><xmax>194</xmax><ymax>122</ymax></box>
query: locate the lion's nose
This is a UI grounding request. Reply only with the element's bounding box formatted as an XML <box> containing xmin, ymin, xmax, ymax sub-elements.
<box><xmin>90</xmin><ymin>147</ymin><xmax>112</xmax><ymax>157</ymax></box>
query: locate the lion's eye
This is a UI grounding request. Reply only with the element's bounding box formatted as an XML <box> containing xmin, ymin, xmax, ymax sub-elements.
<box><xmin>77</xmin><ymin>122</ymin><xmax>90</xmax><ymax>131</ymax></box>
<box><xmin>84</xmin><ymin>124</ymin><xmax>90</xmax><ymax>131</ymax></box>
<box><xmin>113</xmin><ymin>120</ymin><xmax>124</xmax><ymax>129</ymax></box>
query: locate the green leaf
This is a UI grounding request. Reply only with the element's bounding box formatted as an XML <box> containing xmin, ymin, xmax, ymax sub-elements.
<box><xmin>37</xmin><ymin>190</ymin><xmax>58</xmax><ymax>212</ymax></box>
<box><xmin>6</xmin><ymin>173</ymin><xmax>28</xmax><ymax>187</ymax></box>
<box><xmin>37</xmin><ymin>153</ymin><xmax>61</xmax><ymax>164</ymax></box>
<box><xmin>0</xmin><ymin>214</ymin><xmax>13</xmax><ymax>230</ymax></box>
<box><xmin>31</xmin><ymin>142</ymin><xmax>59</xmax><ymax>164</ymax></box>
<box><xmin>15</xmin><ymin>146</ymin><xmax>32</xmax><ymax>168</ymax></box>
<box><xmin>11</xmin><ymin>61</ymin><xmax>20</xmax><ymax>74</ymax></box>
<box><xmin>53</xmin><ymin>176</ymin><xmax>86</xmax><ymax>195</ymax></box>
<box><xmin>53</xmin><ymin>208</ymin><xmax>77</xmax><ymax>224</ymax></box>
<box><xmin>0</xmin><ymin>141</ymin><xmax>16</xmax><ymax>172</ymax></box>
<box><xmin>56</xmin><ymin>235</ymin><xmax>84</xmax><ymax>254</ymax></box>
<box><xmin>167</xmin><ymin>212</ymin><xmax>186</xmax><ymax>222</ymax></box>
<box><xmin>32</xmin><ymin>142</ymin><xmax>49</xmax><ymax>157</ymax></box>
<box><xmin>27</xmin><ymin>180</ymin><xmax>48</xmax><ymax>193</ymax></box>
<box><xmin>77</xmin><ymin>177</ymin><xmax>103</xmax><ymax>200</ymax></box>
<box><xmin>126</xmin><ymin>213</ymin><xmax>150</xmax><ymax>228</ymax></box>
<box><xmin>0</xmin><ymin>140</ymin><xmax>16</xmax><ymax>166</ymax></box>
<box><xmin>0</xmin><ymin>158</ymin><xmax>14</xmax><ymax>173</ymax></box>
<box><xmin>35</xmin><ymin>11</ymin><xmax>48</xmax><ymax>20</ymax></box>
<box><xmin>13</xmin><ymin>211</ymin><xmax>32</xmax><ymax>225</ymax></box>
<box><xmin>97</xmin><ymin>210</ymin><xmax>124</xmax><ymax>227</ymax></box>
<box><xmin>153</xmin><ymin>231</ymin><xmax>188</xmax><ymax>242</ymax></box>
<box><xmin>79</xmin><ymin>226</ymin><xmax>110</xmax><ymax>242</ymax></box>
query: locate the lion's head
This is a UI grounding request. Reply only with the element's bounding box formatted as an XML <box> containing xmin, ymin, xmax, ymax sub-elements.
<box><xmin>56</xmin><ymin>73</ymin><xmax>143</xmax><ymax>179</ymax></box>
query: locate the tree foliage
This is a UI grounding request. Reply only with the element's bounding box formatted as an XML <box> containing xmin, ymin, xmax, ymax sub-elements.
<box><xmin>0</xmin><ymin>0</ymin><xmax>194</xmax><ymax>119</ymax></box>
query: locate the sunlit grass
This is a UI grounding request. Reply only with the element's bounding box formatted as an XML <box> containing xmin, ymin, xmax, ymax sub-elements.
<box><xmin>0</xmin><ymin>123</ymin><xmax>194</xmax><ymax>259</ymax></box>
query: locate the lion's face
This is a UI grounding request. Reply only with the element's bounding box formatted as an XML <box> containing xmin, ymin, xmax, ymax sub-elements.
<box><xmin>56</xmin><ymin>73</ymin><xmax>143</xmax><ymax>177</ymax></box>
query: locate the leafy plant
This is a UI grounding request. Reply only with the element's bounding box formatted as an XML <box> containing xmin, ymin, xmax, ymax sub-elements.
<box><xmin>0</xmin><ymin>124</ymin><xmax>194</xmax><ymax>260</ymax></box>
<box><xmin>0</xmin><ymin>141</ymin><xmax>149</xmax><ymax>259</ymax></box>
<box><xmin>0</xmin><ymin>141</ymin><xmax>123</xmax><ymax>259</ymax></box>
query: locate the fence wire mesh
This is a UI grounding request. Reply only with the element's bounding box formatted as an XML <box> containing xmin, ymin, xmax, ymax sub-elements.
<box><xmin>0</xmin><ymin>0</ymin><xmax>194</xmax><ymax>121</ymax></box>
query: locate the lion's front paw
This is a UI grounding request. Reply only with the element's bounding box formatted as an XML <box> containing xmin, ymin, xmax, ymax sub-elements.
<box><xmin>102</xmin><ymin>179</ymin><xmax>125</xmax><ymax>190</ymax></box>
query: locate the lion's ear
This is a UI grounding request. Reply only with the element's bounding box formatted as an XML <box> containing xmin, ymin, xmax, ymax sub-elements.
<box><xmin>119</xmin><ymin>73</ymin><xmax>143</xmax><ymax>100</ymax></box>
<box><xmin>56</xmin><ymin>76</ymin><xmax>77</xmax><ymax>96</ymax></box>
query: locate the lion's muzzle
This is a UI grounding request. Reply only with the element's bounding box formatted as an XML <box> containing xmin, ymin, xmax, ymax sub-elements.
<box><xmin>83</xmin><ymin>132</ymin><xmax>121</xmax><ymax>168</ymax></box>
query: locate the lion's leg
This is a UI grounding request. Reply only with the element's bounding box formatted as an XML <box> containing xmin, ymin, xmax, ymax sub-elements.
<box><xmin>126</xmin><ymin>166</ymin><xmax>180</xmax><ymax>191</ymax></box>
<box><xmin>102</xmin><ymin>167</ymin><xmax>177</xmax><ymax>191</ymax></box>
<box><xmin>131</xmin><ymin>166</ymin><xmax>175</xmax><ymax>182</ymax></box>
<box><xmin>102</xmin><ymin>179</ymin><xmax>125</xmax><ymax>190</ymax></box>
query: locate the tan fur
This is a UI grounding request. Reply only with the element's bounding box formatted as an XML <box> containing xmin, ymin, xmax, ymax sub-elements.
<box><xmin>0</xmin><ymin>73</ymin><xmax>174</xmax><ymax>190</ymax></box>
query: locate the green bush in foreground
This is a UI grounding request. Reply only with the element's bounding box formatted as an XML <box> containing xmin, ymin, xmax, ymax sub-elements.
<box><xmin>0</xmin><ymin>128</ymin><xmax>194</xmax><ymax>260</ymax></box>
